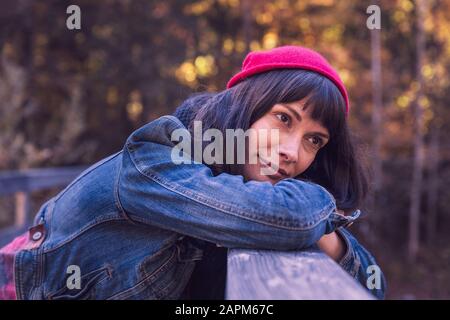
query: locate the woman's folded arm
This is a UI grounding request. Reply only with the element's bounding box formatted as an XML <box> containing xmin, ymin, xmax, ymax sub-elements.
<box><xmin>117</xmin><ymin>116</ymin><xmax>356</xmax><ymax>250</ymax></box>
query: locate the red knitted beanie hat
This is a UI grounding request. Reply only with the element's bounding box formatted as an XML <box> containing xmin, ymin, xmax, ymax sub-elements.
<box><xmin>226</xmin><ymin>45</ymin><xmax>350</xmax><ymax>116</ymax></box>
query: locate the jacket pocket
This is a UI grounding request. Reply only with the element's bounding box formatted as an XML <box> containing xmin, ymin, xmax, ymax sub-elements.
<box><xmin>108</xmin><ymin>240</ymin><xmax>201</xmax><ymax>300</ymax></box>
<box><xmin>107</xmin><ymin>245</ymin><xmax>179</xmax><ymax>300</ymax></box>
<box><xmin>46</xmin><ymin>265</ymin><xmax>112</xmax><ymax>300</ymax></box>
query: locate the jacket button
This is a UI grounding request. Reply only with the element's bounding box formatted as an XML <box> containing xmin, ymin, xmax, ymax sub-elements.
<box><xmin>32</xmin><ymin>231</ymin><xmax>43</xmax><ymax>241</ymax></box>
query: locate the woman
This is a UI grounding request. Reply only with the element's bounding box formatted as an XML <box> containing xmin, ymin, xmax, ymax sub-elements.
<box><xmin>0</xmin><ymin>45</ymin><xmax>385</xmax><ymax>300</ymax></box>
<box><xmin>176</xmin><ymin>46</ymin><xmax>386</xmax><ymax>299</ymax></box>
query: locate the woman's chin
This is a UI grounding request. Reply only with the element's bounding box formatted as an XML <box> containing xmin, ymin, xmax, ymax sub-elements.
<box><xmin>246</xmin><ymin>172</ymin><xmax>281</xmax><ymax>185</ymax></box>
<box><xmin>241</xmin><ymin>165</ymin><xmax>283</xmax><ymax>184</ymax></box>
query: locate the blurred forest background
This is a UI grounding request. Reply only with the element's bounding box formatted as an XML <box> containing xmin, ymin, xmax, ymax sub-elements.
<box><xmin>0</xmin><ymin>0</ymin><xmax>449</xmax><ymax>299</ymax></box>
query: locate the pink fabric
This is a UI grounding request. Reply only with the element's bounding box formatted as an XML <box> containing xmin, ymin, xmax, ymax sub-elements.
<box><xmin>0</xmin><ymin>233</ymin><xmax>29</xmax><ymax>300</ymax></box>
<box><xmin>226</xmin><ymin>45</ymin><xmax>350</xmax><ymax>116</ymax></box>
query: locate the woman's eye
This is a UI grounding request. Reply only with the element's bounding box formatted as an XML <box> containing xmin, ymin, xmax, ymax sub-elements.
<box><xmin>276</xmin><ymin>113</ymin><xmax>291</xmax><ymax>126</ymax></box>
<box><xmin>308</xmin><ymin>136</ymin><xmax>324</xmax><ymax>148</ymax></box>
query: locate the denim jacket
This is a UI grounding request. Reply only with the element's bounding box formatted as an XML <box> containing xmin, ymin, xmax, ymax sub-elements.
<box><xmin>11</xmin><ymin>115</ymin><xmax>384</xmax><ymax>300</ymax></box>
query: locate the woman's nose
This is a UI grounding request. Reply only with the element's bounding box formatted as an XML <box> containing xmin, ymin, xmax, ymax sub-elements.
<box><xmin>278</xmin><ymin>143</ymin><xmax>299</xmax><ymax>164</ymax></box>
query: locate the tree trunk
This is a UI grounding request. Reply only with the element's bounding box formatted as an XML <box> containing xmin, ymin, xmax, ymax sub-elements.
<box><xmin>408</xmin><ymin>0</ymin><xmax>426</xmax><ymax>262</ymax></box>
<box><xmin>426</xmin><ymin>122</ymin><xmax>440</xmax><ymax>245</ymax></box>
<box><xmin>368</xmin><ymin>1</ymin><xmax>383</xmax><ymax>244</ymax></box>
<box><xmin>241</xmin><ymin>0</ymin><xmax>252</xmax><ymax>53</ymax></box>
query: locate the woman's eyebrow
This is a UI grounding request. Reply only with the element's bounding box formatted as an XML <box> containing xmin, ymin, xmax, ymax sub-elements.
<box><xmin>280</xmin><ymin>103</ymin><xmax>302</xmax><ymax>122</ymax></box>
<box><xmin>279</xmin><ymin>103</ymin><xmax>329</xmax><ymax>139</ymax></box>
<box><xmin>310</xmin><ymin>131</ymin><xmax>330</xmax><ymax>140</ymax></box>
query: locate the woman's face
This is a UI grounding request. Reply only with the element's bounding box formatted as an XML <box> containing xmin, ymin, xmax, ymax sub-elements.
<box><xmin>241</xmin><ymin>99</ymin><xmax>330</xmax><ymax>184</ymax></box>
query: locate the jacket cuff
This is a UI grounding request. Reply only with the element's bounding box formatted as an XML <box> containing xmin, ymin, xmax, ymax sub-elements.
<box><xmin>335</xmin><ymin>227</ymin><xmax>361</xmax><ymax>278</ymax></box>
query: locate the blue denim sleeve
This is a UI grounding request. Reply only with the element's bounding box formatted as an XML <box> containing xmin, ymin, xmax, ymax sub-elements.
<box><xmin>335</xmin><ymin>227</ymin><xmax>387</xmax><ymax>299</ymax></box>
<box><xmin>118</xmin><ymin>115</ymin><xmax>360</xmax><ymax>250</ymax></box>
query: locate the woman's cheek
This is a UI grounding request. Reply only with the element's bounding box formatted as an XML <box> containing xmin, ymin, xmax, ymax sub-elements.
<box><xmin>299</xmin><ymin>155</ymin><xmax>316</xmax><ymax>175</ymax></box>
